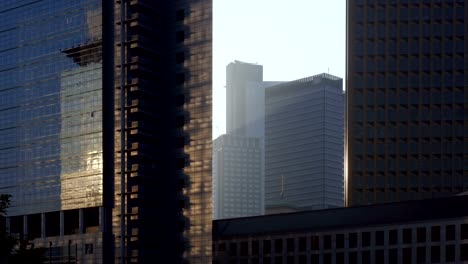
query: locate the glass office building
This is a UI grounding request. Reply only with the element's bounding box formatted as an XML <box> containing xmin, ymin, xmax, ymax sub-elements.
<box><xmin>0</xmin><ymin>0</ymin><xmax>212</xmax><ymax>263</ymax></box>
<box><xmin>346</xmin><ymin>0</ymin><xmax>467</xmax><ymax>206</ymax></box>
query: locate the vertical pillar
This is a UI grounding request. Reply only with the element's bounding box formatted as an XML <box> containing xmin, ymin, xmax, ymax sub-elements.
<box><xmin>60</xmin><ymin>211</ymin><xmax>64</xmax><ymax>236</ymax></box>
<box><xmin>79</xmin><ymin>209</ymin><xmax>84</xmax><ymax>234</ymax></box>
<box><xmin>99</xmin><ymin>206</ymin><xmax>105</xmax><ymax>232</ymax></box>
<box><xmin>23</xmin><ymin>215</ymin><xmax>28</xmax><ymax>239</ymax></box>
<box><xmin>41</xmin><ymin>213</ymin><xmax>46</xmax><ymax>239</ymax></box>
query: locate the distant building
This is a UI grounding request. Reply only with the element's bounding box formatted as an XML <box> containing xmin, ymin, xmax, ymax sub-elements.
<box><xmin>265</xmin><ymin>73</ymin><xmax>344</xmax><ymax>212</ymax></box>
<box><xmin>226</xmin><ymin>60</ymin><xmax>264</xmax><ymax>137</ymax></box>
<box><xmin>213</xmin><ymin>195</ymin><xmax>468</xmax><ymax>264</ymax></box>
<box><xmin>213</xmin><ymin>135</ymin><xmax>263</xmax><ymax>219</ymax></box>
<box><xmin>346</xmin><ymin>0</ymin><xmax>468</xmax><ymax>206</ymax></box>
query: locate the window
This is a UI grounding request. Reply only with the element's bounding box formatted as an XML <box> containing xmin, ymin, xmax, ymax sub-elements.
<box><xmin>417</xmin><ymin>227</ymin><xmax>426</xmax><ymax>243</ymax></box>
<box><xmin>446</xmin><ymin>245</ymin><xmax>455</xmax><ymax>262</ymax></box>
<box><xmin>263</xmin><ymin>240</ymin><xmax>271</xmax><ymax>254</ymax></box>
<box><xmin>274</xmin><ymin>239</ymin><xmax>283</xmax><ymax>254</ymax></box>
<box><xmin>375</xmin><ymin>250</ymin><xmax>384</xmax><ymax>263</ymax></box>
<box><xmin>323</xmin><ymin>235</ymin><xmax>332</xmax><ymax>249</ymax></box>
<box><xmin>417</xmin><ymin>247</ymin><xmax>425</xmax><ymax>264</ymax></box>
<box><xmin>349</xmin><ymin>233</ymin><xmax>358</xmax><ymax>248</ymax></box>
<box><xmin>298</xmin><ymin>237</ymin><xmax>306</xmax><ymax>252</ymax></box>
<box><xmin>362</xmin><ymin>251</ymin><xmax>371</xmax><ymax>264</ymax></box>
<box><xmin>311</xmin><ymin>236</ymin><xmax>320</xmax><ymax>250</ymax></box>
<box><xmin>446</xmin><ymin>225</ymin><xmax>455</xmax><ymax>241</ymax></box>
<box><xmin>431</xmin><ymin>226</ymin><xmax>440</xmax><ymax>242</ymax></box>
<box><xmin>462</xmin><ymin>224</ymin><xmax>468</xmax><ymax>240</ymax></box>
<box><xmin>286</xmin><ymin>238</ymin><xmax>294</xmax><ymax>253</ymax></box>
<box><xmin>403</xmin><ymin>247</ymin><xmax>412</xmax><ymax>264</ymax></box>
<box><xmin>336</xmin><ymin>252</ymin><xmax>344</xmax><ymax>264</ymax></box>
<box><xmin>390</xmin><ymin>249</ymin><xmax>398</xmax><ymax>263</ymax></box>
<box><xmin>403</xmin><ymin>228</ymin><xmax>412</xmax><ymax>244</ymax></box>
<box><xmin>349</xmin><ymin>252</ymin><xmax>358</xmax><ymax>264</ymax></box>
<box><xmin>362</xmin><ymin>232</ymin><xmax>370</xmax><ymax>247</ymax></box>
<box><xmin>376</xmin><ymin>230</ymin><xmax>384</xmax><ymax>246</ymax></box>
<box><xmin>431</xmin><ymin>246</ymin><xmax>440</xmax><ymax>263</ymax></box>
<box><xmin>461</xmin><ymin>244</ymin><xmax>468</xmax><ymax>261</ymax></box>
<box><xmin>336</xmin><ymin>234</ymin><xmax>344</xmax><ymax>249</ymax></box>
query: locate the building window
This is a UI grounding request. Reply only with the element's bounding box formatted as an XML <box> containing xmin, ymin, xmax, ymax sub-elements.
<box><xmin>349</xmin><ymin>233</ymin><xmax>358</xmax><ymax>248</ymax></box>
<box><xmin>446</xmin><ymin>245</ymin><xmax>455</xmax><ymax>262</ymax></box>
<box><xmin>252</xmin><ymin>240</ymin><xmax>259</xmax><ymax>255</ymax></box>
<box><xmin>389</xmin><ymin>229</ymin><xmax>398</xmax><ymax>245</ymax></box>
<box><xmin>375</xmin><ymin>250</ymin><xmax>384</xmax><ymax>263</ymax></box>
<box><xmin>417</xmin><ymin>247</ymin><xmax>425</xmax><ymax>264</ymax></box>
<box><xmin>298</xmin><ymin>255</ymin><xmax>306</xmax><ymax>264</ymax></box>
<box><xmin>324</xmin><ymin>235</ymin><xmax>332</xmax><ymax>249</ymax></box>
<box><xmin>311</xmin><ymin>254</ymin><xmax>319</xmax><ymax>264</ymax></box>
<box><xmin>362</xmin><ymin>232</ymin><xmax>371</xmax><ymax>247</ymax></box>
<box><xmin>431</xmin><ymin>246</ymin><xmax>440</xmax><ymax>263</ymax></box>
<box><xmin>446</xmin><ymin>225</ymin><xmax>456</xmax><ymax>241</ymax></box>
<box><xmin>324</xmin><ymin>253</ymin><xmax>332</xmax><ymax>264</ymax></box>
<box><xmin>286</xmin><ymin>238</ymin><xmax>294</xmax><ymax>253</ymax></box>
<box><xmin>389</xmin><ymin>249</ymin><xmax>398</xmax><ymax>263</ymax></box>
<box><xmin>274</xmin><ymin>239</ymin><xmax>283</xmax><ymax>254</ymax></box>
<box><xmin>349</xmin><ymin>252</ymin><xmax>358</xmax><ymax>264</ymax></box>
<box><xmin>403</xmin><ymin>228</ymin><xmax>412</xmax><ymax>244</ymax></box>
<box><xmin>403</xmin><ymin>248</ymin><xmax>412</xmax><ymax>264</ymax></box>
<box><xmin>263</xmin><ymin>240</ymin><xmax>271</xmax><ymax>255</ymax></box>
<box><xmin>461</xmin><ymin>244</ymin><xmax>468</xmax><ymax>261</ymax></box>
<box><xmin>417</xmin><ymin>227</ymin><xmax>426</xmax><ymax>243</ymax></box>
<box><xmin>336</xmin><ymin>252</ymin><xmax>344</xmax><ymax>264</ymax></box>
<box><xmin>336</xmin><ymin>234</ymin><xmax>344</xmax><ymax>249</ymax></box>
<box><xmin>431</xmin><ymin>226</ymin><xmax>441</xmax><ymax>242</ymax></box>
<box><xmin>298</xmin><ymin>237</ymin><xmax>306</xmax><ymax>252</ymax></box>
<box><xmin>362</xmin><ymin>251</ymin><xmax>371</xmax><ymax>264</ymax></box>
<box><xmin>462</xmin><ymin>224</ymin><xmax>468</xmax><ymax>240</ymax></box>
<box><xmin>311</xmin><ymin>236</ymin><xmax>320</xmax><ymax>250</ymax></box>
<box><xmin>375</xmin><ymin>230</ymin><xmax>384</xmax><ymax>246</ymax></box>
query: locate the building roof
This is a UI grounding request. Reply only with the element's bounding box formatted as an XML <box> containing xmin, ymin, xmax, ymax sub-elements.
<box><xmin>213</xmin><ymin>195</ymin><xmax>468</xmax><ymax>239</ymax></box>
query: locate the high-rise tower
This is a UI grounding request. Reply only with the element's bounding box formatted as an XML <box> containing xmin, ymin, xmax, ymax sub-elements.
<box><xmin>0</xmin><ymin>1</ymin><xmax>212</xmax><ymax>263</ymax></box>
<box><xmin>346</xmin><ymin>0</ymin><xmax>467</xmax><ymax>206</ymax></box>
<box><xmin>264</xmin><ymin>74</ymin><xmax>344</xmax><ymax>212</ymax></box>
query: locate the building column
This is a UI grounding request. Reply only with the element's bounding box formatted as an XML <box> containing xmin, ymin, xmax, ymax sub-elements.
<box><xmin>23</xmin><ymin>215</ymin><xmax>28</xmax><ymax>239</ymax></box>
<box><xmin>41</xmin><ymin>213</ymin><xmax>46</xmax><ymax>239</ymax></box>
<box><xmin>79</xmin><ymin>208</ymin><xmax>84</xmax><ymax>234</ymax></box>
<box><xmin>60</xmin><ymin>211</ymin><xmax>64</xmax><ymax>236</ymax></box>
<box><xmin>99</xmin><ymin>206</ymin><xmax>105</xmax><ymax>232</ymax></box>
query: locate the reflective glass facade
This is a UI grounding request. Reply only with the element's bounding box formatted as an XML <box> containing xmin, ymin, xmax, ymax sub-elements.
<box><xmin>346</xmin><ymin>0</ymin><xmax>468</xmax><ymax>206</ymax></box>
<box><xmin>0</xmin><ymin>0</ymin><xmax>103</xmax><ymax>216</ymax></box>
<box><xmin>265</xmin><ymin>74</ymin><xmax>344</xmax><ymax>212</ymax></box>
<box><xmin>1</xmin><ymin>0</ymin><xmax>212</xmax><ymax>263</ymax></box>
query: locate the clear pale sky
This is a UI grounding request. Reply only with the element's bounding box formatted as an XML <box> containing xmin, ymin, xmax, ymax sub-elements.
<box><xmin>213</xmin><ymin>0</ymin><xmax>345</xmax><ymax>138</ymax></box>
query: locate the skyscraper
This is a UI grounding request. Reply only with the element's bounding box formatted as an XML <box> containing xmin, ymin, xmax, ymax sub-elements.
<box><xmin>265</xmin><ymin>74</ymin><xmax>344</xmax><ymax>212</ymax></box>
<box><xmin>0</xmin><ymin>0</ymin><xmax>212</xmax><ymax>263</ymax></box>
<box><xmin>212</xmin><ymin>135</ymin><xmax>263</xmax><ymax>219</ymax></box>
<box><xmin>226</xmin><ymin>61</ymin><xmax>263</xmax><ymax>136</ymax></box>
<box><xmin>346</xmin><ymin>0</ymin><xmax>467</xmax><ymax>206</ymax></box>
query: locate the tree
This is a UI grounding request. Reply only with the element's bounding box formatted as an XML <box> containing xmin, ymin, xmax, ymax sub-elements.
<box><xmin>0</xmin><ymin>194</ymin><xmax>45</xmax><ymax>264</ymax></box>
<box><xmin>0</xmin><ymin>194</ymin><xmax>15</xmax><ymax>263</ymax></box>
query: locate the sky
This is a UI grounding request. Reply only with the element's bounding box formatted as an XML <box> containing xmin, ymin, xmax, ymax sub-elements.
<box><xmin>213</xmin><ymin>0</ymin><xmax>346</xmax><ymax>138</ymax></box>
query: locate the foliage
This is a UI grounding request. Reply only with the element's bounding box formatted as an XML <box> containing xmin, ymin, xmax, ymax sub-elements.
<box><xmin>0</xmin><ymin>194</ymin><xmax>45</xmax><ymax>264</ymax></box>
<box><xmin>9</xmin><ymin>240</ymin><xmax>47</xmax><ymax>264</ymax></box>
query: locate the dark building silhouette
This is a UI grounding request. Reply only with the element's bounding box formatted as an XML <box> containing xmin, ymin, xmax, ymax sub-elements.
<box><xmin>213</xmin><ymin>194</ymin><xmax>468</xmax><ymax>264</ymax></box>
<box><xmin>346</xmin><ymin>0</ymin><xmax>468</xmax><ymax>206</ymax></box>
<box><xmin>0</xmin><ymin>1</ymin><xmax>212</xmax><ymax>263</ymax></box>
